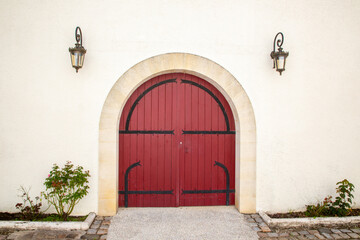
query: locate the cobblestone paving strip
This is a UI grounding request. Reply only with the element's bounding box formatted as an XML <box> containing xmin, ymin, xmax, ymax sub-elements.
<box><xmin>0</xmin><ymin>216</ymin><xmax>112</xmax><ymax>240</ymax></box>
<box><xmin>244</xmin><ymin>213</ymin><xmax>360</xmax><ymax>240</ymax></box>
<box><xmin>81</xmin><ymin>216</ymin><xmax>112</xmax><ymax>240</ymax></box>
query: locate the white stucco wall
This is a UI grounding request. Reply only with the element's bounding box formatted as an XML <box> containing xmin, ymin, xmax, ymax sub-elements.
<box><xmin>1</xmin><ymin>0</ymin><xmax>360</xmax><ymax>214</ymax></box>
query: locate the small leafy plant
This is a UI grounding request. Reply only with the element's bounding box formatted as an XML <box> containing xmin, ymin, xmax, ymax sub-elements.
<box><xmin>305</xmin><ymin>196</ymin><xmax>332</xmax><ymax>217</ymax></box>
<box><xmin>42</xmin><ymin>161</ymin><xmax>90</xmax><ymax>221</ymax></box>
<box><xmin>331</xmin><ymin>179</ymin><xmax>355</xmax><ymax>216</ymax></box>
<box><xmin>305</xmin><ymin>179</ymin><xmax>355</xmax><ymax>217</ymax></box>
<box><xmin>15</xmin><ymin>186</ymin><xmax>45</xmax><ymax>221</ymax></box>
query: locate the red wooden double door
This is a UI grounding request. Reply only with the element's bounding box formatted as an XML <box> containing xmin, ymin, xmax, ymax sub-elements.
<box><xmin>119</xmin><ymin>73</ymin><xmax>235</xmax><ymax>207</ymax></box>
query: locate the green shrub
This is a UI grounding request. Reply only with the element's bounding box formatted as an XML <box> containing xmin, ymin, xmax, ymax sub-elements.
<box><xmin>41</xmin><ymin>161</ymin><xmax>90</xmax><ymax>221</ymax></box>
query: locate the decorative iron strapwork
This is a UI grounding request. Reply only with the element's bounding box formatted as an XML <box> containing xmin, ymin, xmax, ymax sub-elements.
<box><xmin>182</xmin><ymin>161</ymin><xmax>234</xmax><ymax>205</ymax></box>
<box><xmin>119</xmin><ymin>161</ymin><xmax>234</xmax><ymax>207</ymax></box>
<box><xmin>118</xmin><ymin>161</ymin><xmax>174</xmax><ymax>207</ymax></box>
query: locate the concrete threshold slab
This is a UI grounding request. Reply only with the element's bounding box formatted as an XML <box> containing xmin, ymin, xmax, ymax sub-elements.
<box><xmin>259</xmin><ymin>211</ymin><xmax>360</xmax><ymax>228</ymax></box>
<box><xmin>0</xmin><ymin>212</ymin><xmax>96</xmax><ymax>230</ymax></box>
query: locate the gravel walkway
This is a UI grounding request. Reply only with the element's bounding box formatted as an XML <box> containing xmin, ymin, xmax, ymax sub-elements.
<box><xmin>107</xmin><ymin>206</ymin><xmax>258</xmax><ymax>240</ymax></box>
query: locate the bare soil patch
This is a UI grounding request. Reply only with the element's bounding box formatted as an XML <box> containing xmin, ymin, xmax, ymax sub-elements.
<box><xmin>0</xmin><ymin>212</ymin><xmax>87</xmax><ymax>221</ymax></box>
<box><xmin>269</xmin><ymin>209</ymin><xmax>360</xmax><ymax>218</ymax></box>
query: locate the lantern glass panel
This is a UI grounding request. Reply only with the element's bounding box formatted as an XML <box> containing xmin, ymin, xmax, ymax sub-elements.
<box><xmin>70</xmin><ymin>51</ymin><xmax>84</xmax><ymax>68</ymax></box>
<box><xmin>276</xmin><ymin>56</ymin><xmax>286</xmax><ymax>71</ymax></box>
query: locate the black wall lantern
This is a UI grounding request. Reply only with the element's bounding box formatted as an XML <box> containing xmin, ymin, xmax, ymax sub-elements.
<box><xmin>69</xmin><ymin>27</ymin><xmax>86</xmax><ymax>73</ymax></box>
<box><xmin>270</xmin><ymin>32</ymin><xmax>289</xmax><ymax>75</ymax></box>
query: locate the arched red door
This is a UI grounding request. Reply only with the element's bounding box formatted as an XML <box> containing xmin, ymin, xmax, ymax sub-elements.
<box><xmin>119</xmin><ymin>73</ymin><xmax>235</xmax><ymax>207</ymax></box>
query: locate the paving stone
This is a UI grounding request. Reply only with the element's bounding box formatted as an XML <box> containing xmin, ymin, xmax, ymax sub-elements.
<box><xmin>81</xmin><ymin>234</ymin><xmax>100</xmax><ymax>240</ymax></box>
<box><xmin>314</xmin><ymin>233</ymin><xmax>326</xmax><ymax>239</ymax></box>
<box><xmin>0</xmin><ymin>236</ymin><xmax>6</xmax><ymax>240</ymax></box>
<box><xmin>8</xmin><ymin>231</ymin><xmax>34</xmax><ymax>240</ymax></box>
<box><xmin>268</xmin><ymin>232</ymin><xmax>278</xmax><ymax>237</ymax></box>
<box><xmin>348</xmin><ymin>232</ymin><xmax>360</xmax><ymax>238</ymax></box>
<box><xmin>252</xmin><ymin>226</ymin><xmax>261</xmax><ymax>232</ymax></box>
<box><xmin>330</xmin><ymin>234</ymin><xmax>342</xmax><ymax>239</ymax></box>
<box><xmin>260</xmin><ymin>226</ymin><xmax>272</xmax><ymax>232</ymax></box>
<box><xmin>95</xmin><ymin>216</ymin><xmax>104</xmax><ymax>221</ymax></box>
<box><xmin>352</xmin><ymin>229</ymin><xmax>360</xmax><ymax>234</ymax></box>
<box><xmin>104</xmin><ymin>216</ymin><xmax>112</xmax><ymax>221</ymax></box>
<box><xmin>247</xmin><ymin>218</ymin><xmax>256</xmax><ymax>223</ymax></box>
<box><xmin>100</xmin><ymin>224</ymin><xmax>109</xmax><ymax>229</ymax></box>
<box><xmin>102</xmin><ymin>220</ymin><xmax>111</xmax><ymax>225</ymax></box>
<box><xmin>331</xmin><ymin>229</ymin><xmax>341</xmax><ymax>234</ymax></box>
<box><xmin>340</xmin><ymin>229</ymin><xmax>352</xmax><ymax>233</ymax></box>
<box><xmin>279</xmin><ymin>232</ymin><xmax>289</xmax><ymax>237</ymax></box>
<box><xmin>259</xmin><ymin>222</ymin><xmax>268</xmax><ymax>227</ymax></box>
<box><xmin>322</xmin><ymin>233</ymin><xmax>334</xmax><ymax>239</ymax></box>
<box><xmin>319</xmin><ymin>228</ymin><xmax>333</xmax><ymax>234</ymax></box>
<box><xmin>309</xmin><ymin>230</ymin><xmax>320</xmax><ymax>235</ymax></box>
<box><xmin>290</xmin><ymin>237</ymin><xmax>300</xmax><ymax>240</ymax></box>
<box><xmin>45</xmin><ymin>235</ymin><xmax>56</xmax><ymax>239</ymax></box>
<box><xmin>97</xmin><ymin>229</ymin><xmax>108</xmax><ymax>235</ymax></box>
<box><xmin>69</xmin><ymin>231</ymin><xmax>87</xmax><ymax>238</ymax></box>
<box><xmin>87</xmin><ymin>229</ymin><xmax>98</xmax><ymax>234</ymax></box>
<box><xmin>299</xmin><ymin>231</ymin><xmax>309</xmax><ymax>235</ymax></box>
<box><xmin>290</xmin><ymin>232</ymin><xmax>300</xmax><ymax>236</ymax></box>
<box><xmin>90</xmin><ymin>224</ymin><xmax>101</xmax><ymax>229</ymax></box>
<box><xmin>297</xmin><ymin>236</ymin><xmax>308</xmax><ymax>240</ymax></box>
<box><xmin>258</xmin><ymin>232</ymin><xmax>268</xmax><ymax>237</ymax></box>
<box><xmin>255</xmin><ymin>217</ymin><xmax>263</xmax><ymax>223</ymax></box>
<box><xmin>65</xmin><ymin>232</ymin><xmax>81</xmax><ymax>238</ymax></box>
<box><xmin>251</xmin><ymin>214</ymin><xmax>259</xmax><ymax>218</ymax></box>
<box><xmin>306</xmin><ymin>235</ymin><xmax>317</xmax><ymax>239</ymax></box>
<box><xmin>100</xmin><ymin>235</ymin><xmax>107</xmax><ymax>240</ymax></box>
<box><xmin>339</xmin><ymin>233</ymin><xmax>350</xmax><ymax>239</ymax></box>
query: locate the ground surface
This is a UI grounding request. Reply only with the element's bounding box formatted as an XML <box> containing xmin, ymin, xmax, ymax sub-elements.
<box><xmin>107</xmin><ymin>206</ymin><xmax>258</xmax><ymax>240</ymax></box>
<box><xmin>2</xmin><ymin>209</ymin><xmax>360</xmax><ymax>239</ymax></box>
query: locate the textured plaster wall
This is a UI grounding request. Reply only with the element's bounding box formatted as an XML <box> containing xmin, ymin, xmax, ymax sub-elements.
<box><xmin>1</xmin><ymin>0</ymin><xmax>360</xmax><ymax>214</ymax></box>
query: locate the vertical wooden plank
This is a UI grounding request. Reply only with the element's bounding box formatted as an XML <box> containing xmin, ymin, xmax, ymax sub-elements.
<box><xmin>203</xmin><ymin>81</ymin><xmax>212</xmax><ymax>206</ymax></box>
<box><xmin>211</xmin><ymin>83</ymin><xmax>218</xmax><ymax>205</ymax></box>
<box><xmin>191</xmin><ymin>75</ymin><xmax>199</xmax><ymax>205</ymax></box>
<box><xmin>129</xmin><ymin>87</ymin><xmax>138</xmax><ymax>207</ymax></box>
<box><xmin>198</xmin><ymin>76</ymin><xmax>205</xmax><ymax>206</ymax></box>
<box><xmin>184</xmin><ymin>78</ymin><xmax>192</xmax><ymax>206</ymax></box>
<box><xmin>177</xmin><ymin>74</ymin><xmax>184</xmax><ymax>206</ymax></box>
<box><xmin>157</xmin><ymin>74</ymin><xmax>166</xmax><ymax>207</ymax></box>
<box><xmin>165</xmin><ymin>74</ymin><xmax>174</xmax><ymax>206</ymax></box>
<box><xmin>136</xmin><ymin>83</ymin><xmax>145</xmax><ymax>207</ymax></box>
<box><xmin>144</xmin><ymin>79</ymin><xmax>152</xmax><ymax>206</ymax></box>
<box><xmin>151</xmin><ymin>77</ymin><xmax>159</xmax><ymax>206</ymax></box>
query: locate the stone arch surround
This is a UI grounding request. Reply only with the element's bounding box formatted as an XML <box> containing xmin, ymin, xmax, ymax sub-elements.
<box><xmin>98</xmin><ymin>53</ymin><xmax>256</xmax><ymax>215</ymax></box>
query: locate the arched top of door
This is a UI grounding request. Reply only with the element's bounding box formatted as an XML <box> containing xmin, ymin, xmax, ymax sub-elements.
<box><xmin>119</xmin><ymin>73</ymin><xmax>235</xmax><ymax>135</ymax></box>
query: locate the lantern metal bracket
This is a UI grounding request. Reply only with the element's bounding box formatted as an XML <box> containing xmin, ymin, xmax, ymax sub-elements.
<box><xmin>75</xmin><ymin>27</ymin><xmax>83</xmax><ymax>48</ymax></box>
